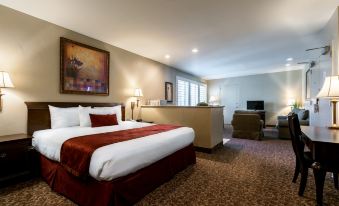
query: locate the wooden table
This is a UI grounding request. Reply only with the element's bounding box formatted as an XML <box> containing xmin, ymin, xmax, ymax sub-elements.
<box><xmin>301</xmin><ymin>126</ymin><xmax>339</xmax><ymax>206</ymax></box>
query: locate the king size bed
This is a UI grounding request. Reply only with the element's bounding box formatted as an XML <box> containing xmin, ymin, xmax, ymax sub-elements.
<box><xmin>26</xmin><ymin>102</ymin><xmax>196</xmax><ymax>206</ymax></box>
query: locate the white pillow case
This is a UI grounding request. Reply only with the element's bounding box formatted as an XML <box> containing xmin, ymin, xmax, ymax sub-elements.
<box><xmin>79</xmin><ymin>105</ymin><xmax>122</xmax><ymax>127</ymax></box>
<box><xmin>48</xmin><ymin>105</ymin><xmax>80</xmax><ymax>129</ymax></box>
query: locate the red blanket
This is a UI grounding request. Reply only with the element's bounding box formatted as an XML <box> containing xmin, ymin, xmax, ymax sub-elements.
<box><xmin>60</xmin><ymin>124</ymin><xmax>181</xmax><ymax>177</ymax></box>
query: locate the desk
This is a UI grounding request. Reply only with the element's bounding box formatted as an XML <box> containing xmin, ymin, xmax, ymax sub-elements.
<box><xmin>301</xmin><ymin>126</ymin><xmax>339</xmax><ymax>206</ymax></box>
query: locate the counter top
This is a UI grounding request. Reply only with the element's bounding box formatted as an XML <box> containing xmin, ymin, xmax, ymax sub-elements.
<box><xmin>141</xmin><ymin>105</ymin><xmax>224</xmax><ymax>108</ymax></box>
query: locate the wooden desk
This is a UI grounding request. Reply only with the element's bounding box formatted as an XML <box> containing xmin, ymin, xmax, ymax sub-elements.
<box><xmin>301</xmin><ymin>126</ymin><xmax>339</xmax><ymax>206</ymax></box>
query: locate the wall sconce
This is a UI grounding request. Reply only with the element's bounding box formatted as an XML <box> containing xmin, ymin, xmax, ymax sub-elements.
<box><xmin>131</xmin><ymin>88</ymin><xmax>143</xmax><ymax>120</ymax></box>
<box><xmin>0</xmin><ymin>71</ymin><xmax>15</xmax><ymax>112</ymax></box>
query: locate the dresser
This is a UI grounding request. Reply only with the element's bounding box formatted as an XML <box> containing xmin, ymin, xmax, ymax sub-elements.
<box><xmin>0</xmin><ymin>134</ymin><xmax>37</xmax><ymax>187</ymax></box>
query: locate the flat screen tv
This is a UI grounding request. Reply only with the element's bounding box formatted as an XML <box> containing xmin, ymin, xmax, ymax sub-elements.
<box><xmin>247</xmin><ymin>101</ymin><xmax>264</xmax><ymax>110</ymax></box>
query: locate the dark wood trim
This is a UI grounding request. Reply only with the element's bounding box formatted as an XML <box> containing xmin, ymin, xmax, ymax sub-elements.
<box><xmin>60</xmin><ymin>37</ymin><xmax>110</xmax><ymax>96</ymax></box>
<box><xmin>25</xmin><ymin>102</ymin><xmax>125</xmax><ymax>135</ymax></box>
<box><xmin>194</xmin><ymin>141</ymin><xmax>223</xmax><ymax>153</ymax></box>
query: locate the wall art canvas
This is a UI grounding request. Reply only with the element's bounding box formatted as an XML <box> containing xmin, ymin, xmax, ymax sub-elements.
<box><xmin>60</xmin><ymin>37</ymin><xmax>110</xmax><ymax>95</ymax></box>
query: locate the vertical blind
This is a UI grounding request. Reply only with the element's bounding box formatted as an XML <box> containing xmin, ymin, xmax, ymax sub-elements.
<box><xmin>199</xmin><ymin>85</ymin><xmax>207</xmax><ymax>103</ymax></box>
<box><xmin>176</xmin><ymin>76</ymin><xmax>207</xmax><ymax>106</ymax></box>
<box><xmin>190</xmin><ymin>83</ymin><xmax>199</xmax><ymax>106</ymax></box>
<box><xmin>177</xmin><ymin>79</ymin><xmax>189</xmax><ymax>106</ymax></box>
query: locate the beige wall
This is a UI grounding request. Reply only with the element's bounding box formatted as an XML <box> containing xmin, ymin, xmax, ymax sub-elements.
<box><xmin>208</xmin><ymin>70</ymin><xmax>303</xmax><ymax>125</ymax></box>
<box><xmin>0</xmin><ymin>5</ymin><xmax>202</xmax><ymax>135</ymax></box>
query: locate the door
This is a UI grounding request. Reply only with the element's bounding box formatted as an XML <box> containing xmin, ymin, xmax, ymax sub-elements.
<box><xmin>221</xmin><ymin>84</ymin><xmax>240</xmax><ymax>124</ymax></box>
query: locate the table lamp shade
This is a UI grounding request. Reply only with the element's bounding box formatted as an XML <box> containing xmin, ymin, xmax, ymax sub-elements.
<box><xmin>134</xmin><ymin>88</ymin><xmax>143</xmax><ymax>97</ymax></box>
<box><xmin>317</xmin><ymin>76</ymin><xmax>339</xmax><ymax>99</ymax></box>
<box><xmin>209</xmin><ymin>96</ymin><xmax>217</xmax><ymax>102</ymax></box>
<box><xmin>287</xmin><ymin>98</ymin><xmax>296</xmax><ymax>106</ymax></box>
<box><xmin>0</xmin><ymin>71</ymin><xmax>14</xmax><ymax>88</ymax></box>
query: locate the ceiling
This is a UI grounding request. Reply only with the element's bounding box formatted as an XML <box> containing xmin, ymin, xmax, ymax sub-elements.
<box><xmin>1</xmin><ymin>0</ymin><xmax>339</xmax><ymax>79</ymax></box>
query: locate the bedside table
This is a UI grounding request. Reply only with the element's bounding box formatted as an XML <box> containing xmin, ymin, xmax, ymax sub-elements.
<box><xmin>0</xmin><ymin>134</ymin><xmax>38</xmax><ymax>187</ymax></box>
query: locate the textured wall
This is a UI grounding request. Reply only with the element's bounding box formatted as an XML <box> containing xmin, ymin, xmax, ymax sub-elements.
<box><xmin>0</xmin><ymin>5</ymin><xmax>201</xmax><ymax>135</ymax></box>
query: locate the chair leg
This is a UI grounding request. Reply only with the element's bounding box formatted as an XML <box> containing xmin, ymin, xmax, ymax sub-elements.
<box><xmin>293</xmin><ymin>160</ymin><xmax>300</xmax><ymax>183</ymax></box>
<box><xmin>313</xmin><ymin>166</ymin><xmax>326</xmax><ymax>206</ymax></box>
<box><xmin>299</xmin><ymin>167</ymin><xmax>308</xmax><ymax>196</ymax></box>
<box><xmin>334</xmin><ymin>172</ymin><xmax>338</xmax><ymax>190</ymax></box>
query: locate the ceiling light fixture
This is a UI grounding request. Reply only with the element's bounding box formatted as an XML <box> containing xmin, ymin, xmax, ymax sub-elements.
<box><xmin>165</xmin><ymin>54</ymin><xmax>170</xmax><ymax>59</ymax></box>
<box><xmin>192</xmin><ymin>48</ymin><xmax>199</xmax><ymax>53</ymax></box>
<box><xmin>286</xmin><ymin>57</ymin><xmax>293</xmax><ymax>61</ymax></box>
<box><xmin>285</xmin><ymin>63</ymin><xmax>291</xmax><ymax>67</ymax></box>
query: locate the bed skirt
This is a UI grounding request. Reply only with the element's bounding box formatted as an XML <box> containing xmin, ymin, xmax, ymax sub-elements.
<box><xmin>40</xmin><ymin>143</ymin><xmax>196</xmax><ymax>206</ymax></box>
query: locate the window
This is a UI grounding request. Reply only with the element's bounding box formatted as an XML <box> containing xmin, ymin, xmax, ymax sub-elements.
<box><xmin>177</xmin><ymin>79</ymin><xmax>189</xmax><ymax>106</ymax></box>
<box><xmin>199</xmin><ymin>85</ymin><xmax>207</xmax><ymax>103</ymax></box>
<box><xmin>176</xmin><ymin>76</ymin><xmax>207</xmax><ymax>106</ymax></box>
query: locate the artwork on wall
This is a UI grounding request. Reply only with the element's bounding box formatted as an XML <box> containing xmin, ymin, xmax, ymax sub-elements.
<box><xmin>165</xmin><ymin>82</ymin><xmax>173</xmax><ymax>103</ymax></box>
<box><xmin>60</xmin><ymin>37</ymin><xmax>110</xmax><ymax>95</ymax></box>
<box><xmin>305</xmin><ymin>69</ymin><xmax>311</xmax><ymax>99</ymax></box>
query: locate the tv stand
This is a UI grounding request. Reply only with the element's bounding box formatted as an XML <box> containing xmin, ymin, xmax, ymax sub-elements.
<box><xmin>235</xmin><ymin>110</ymin><xmax>266</xmax><ymax>128</ymax></box>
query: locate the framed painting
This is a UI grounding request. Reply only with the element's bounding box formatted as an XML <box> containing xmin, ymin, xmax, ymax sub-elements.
<box><xmin>165</xmin><ymin>82</ymin><xmax>173</xmax><ymax>103</ymax></box>
<box><xmin>305</xmin><ymin>69</ymin><xmax>311</xmax><ymax>99</ymax></box>
<box><xmin>60</xmin><ymin>37</ymin><xmax>110</xmax><ymax>95</ymax></box>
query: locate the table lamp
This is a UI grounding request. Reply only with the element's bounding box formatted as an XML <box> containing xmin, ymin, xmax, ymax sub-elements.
<box><xmin>317</xmin><ymin>75</ymin><xmax>339</xmax><ymax>129</ymax></box>
<box><xmin>287</xmin><ymin>98</ymin><xmax>295</xmax><ymax>111</ymax></box>
<box><xmin>0</xmin><ymin>71</ymin><xmax>14</xmax><ymax>112</ymax></box>
<box><xmin>209</xmin><ymin>96</ymin><xmax>217</xmax><ymax>105</ymax></box>
<box><xmin>131</xmin><ymin>88</ymin><xmax>143</xmax><ymax>120</ymax></box>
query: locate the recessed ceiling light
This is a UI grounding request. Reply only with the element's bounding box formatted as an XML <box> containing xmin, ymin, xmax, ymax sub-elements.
<box><xmin>192</xmin><ymin>48</ymin><xmax>199</xmax><ymax>53</ymax></box>
<box><xmin>165</xmin><ymin>54</ymin><xmax>170</xmax><ymax>59</ymax></box>
<box><xmin>285</xmin><ymin>63</ymin><xmax>291</xmax><ymax>67</ymax></box>
<box><xmin>286</xmin><ymin>57</ymin><xmax>293</xmax><ymax>61</ymax></box>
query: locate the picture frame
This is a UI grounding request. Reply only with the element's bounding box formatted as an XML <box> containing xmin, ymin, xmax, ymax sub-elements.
<box><xmin>60</xmin><ymin>37</ymin><xmax>110</xmax><ymax>95</ymax></box>
<box><xmin>165</xmin><ymin>82</ymin><xmax>173</xmax><ymax>103</ymax></box>
<box><xmin>305</xmin><ymin>69</ymin><xmax>311</xmax><ymax>99</ymax></box>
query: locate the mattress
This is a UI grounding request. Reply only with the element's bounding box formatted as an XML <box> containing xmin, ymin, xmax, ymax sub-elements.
<box><xmin>32</xmin><ymin>121</ymin><xmax>195</xmax><ymax>181</ymax></box>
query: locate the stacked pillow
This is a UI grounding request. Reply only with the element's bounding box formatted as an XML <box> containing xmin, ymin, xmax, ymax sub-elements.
<box><xmin>48</xmin><ymin>105</ymin><xmax>122</xmax><ymax>129</ymax></box>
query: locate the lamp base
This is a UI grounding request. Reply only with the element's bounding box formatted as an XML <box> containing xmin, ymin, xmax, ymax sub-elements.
<box><xmin>328</xmin><ymin>125</ymin><xmax>339</xmax><ymax>130</ymax></box>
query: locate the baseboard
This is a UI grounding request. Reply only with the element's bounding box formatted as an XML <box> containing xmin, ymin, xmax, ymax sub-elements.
<box><xmin>194</xmin><ymin>141</ymin><xmax>223</xmax><ymax>153</ymax></box>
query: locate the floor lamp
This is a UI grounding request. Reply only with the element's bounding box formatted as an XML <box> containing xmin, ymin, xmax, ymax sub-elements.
<box><xmin>317</xmin><ymin>75</ymin><xmax>339</xmax><ymax>129</ymax></box>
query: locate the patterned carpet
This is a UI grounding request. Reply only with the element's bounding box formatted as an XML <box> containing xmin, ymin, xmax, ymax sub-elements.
<box><xmin>1</xmin><ymin>127</ymin><xmax>338</xmax><ymax>206</ymax></box>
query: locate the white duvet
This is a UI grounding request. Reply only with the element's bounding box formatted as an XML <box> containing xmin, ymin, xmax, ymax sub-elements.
<box><xmin>32</xmin><ymin>121</ymin><xmax>194</xmax><ymax>181</ymax></box>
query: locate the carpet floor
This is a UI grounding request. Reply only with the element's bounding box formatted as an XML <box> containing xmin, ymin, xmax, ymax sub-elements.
<box><xmin>1</xmin><ymin>128</ymin><xmax>338</xmax><ymax>205</ymax></box>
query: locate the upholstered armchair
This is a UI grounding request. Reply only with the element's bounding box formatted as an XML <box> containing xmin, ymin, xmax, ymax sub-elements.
<box><xmin>277</xmin><ymin>108</ymin><xmax>309</xmax><ymax>139</ymax></box>
<box><xmin>231</xmin><ymin>113</ymin><xmax>264</xmax><ymax>140</ymax></box>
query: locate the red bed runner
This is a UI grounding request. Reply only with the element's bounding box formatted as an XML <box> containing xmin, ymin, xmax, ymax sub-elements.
<box><xmin>60</xmin><ymin>124</ymin><xmax>181</xmax><ymax>177</ymax></box>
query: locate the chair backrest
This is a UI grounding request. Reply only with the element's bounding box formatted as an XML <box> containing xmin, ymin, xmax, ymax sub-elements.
<box><xmin>288</xmin><ymin>113</ymin><xmax>305</xmax><ymax>163</ymax></box>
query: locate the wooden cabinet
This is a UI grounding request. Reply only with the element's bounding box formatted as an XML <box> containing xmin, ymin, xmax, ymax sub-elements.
<box><xmin>0</xmin><ymin>134</ymin><xmax>38</xmax><ymax>187</ymax></box>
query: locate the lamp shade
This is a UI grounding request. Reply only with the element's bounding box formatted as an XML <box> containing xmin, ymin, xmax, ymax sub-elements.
<box><xmin>317</xmin><ymin>76</ymin><xmax>339</xmax><ymax>99</ymax></box>
<box><xmin>134</xmin><ymin>88</ymin><xmax>143</xmax><ymax>97</ymax></box>
<box><xmin>0</xmin><ymin>71</ymin><xmax>14</xmax><ymax>88</ymax></box>
<box><xmin>209</xmin><ymin>96</ymin><xmax>217</xmax><ymax>102</ymax></box>
<box><xmin>287</xmin><ymin>98</ymin><xmax>295</xmax><ymax>106</ymax></box>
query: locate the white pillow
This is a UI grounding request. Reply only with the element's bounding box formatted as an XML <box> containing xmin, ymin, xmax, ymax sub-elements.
<box><xmin>48</xmin><ymin>105</ymin><xmax>80</xmax><ymax>129</ymax></box>
<box><xmin>79</xmin><ymin>105</ymin><xmax>122</xmax><ymax>127</ymax></box>
<box><xmin>93</xmin><ymin>105</ymin><xmax>122</xmax><ymax>123</ymax></box>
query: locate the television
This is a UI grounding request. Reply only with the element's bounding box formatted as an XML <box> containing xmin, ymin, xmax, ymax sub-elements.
<box><xmin>247</xmin><ymin>101</ymin><xmax>264</xmax><ymax>110</ymax></box>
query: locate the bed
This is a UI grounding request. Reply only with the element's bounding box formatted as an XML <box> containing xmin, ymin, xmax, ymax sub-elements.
<box><xmin>26</xmin><ymin>102</ymin><xmax>196</xmax><ymax>206</ymax></box>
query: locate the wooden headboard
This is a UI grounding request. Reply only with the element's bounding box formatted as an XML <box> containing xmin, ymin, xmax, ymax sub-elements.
<box><xmin>25</xmin><ymin>102</ymin><xmax>125</xmax><ymax>135</ymax></box>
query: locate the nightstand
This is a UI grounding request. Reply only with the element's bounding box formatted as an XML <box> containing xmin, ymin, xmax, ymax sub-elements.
<box><xmin>0</xmin><ymin>134</ymin><xmax>38</xmax><ymax>187</ymax></box>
